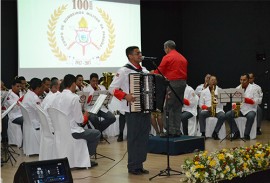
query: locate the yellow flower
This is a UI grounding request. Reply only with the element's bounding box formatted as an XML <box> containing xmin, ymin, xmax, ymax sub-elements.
<box><xmin>246</xmin><ymin>155</ymin><xmax>250</xmax><ymax>159</ymax></box>
<box><xmin>209</xmin><ymin>160</ymin><xmax>216</xmax><ymax>167</ymax></box>
<box><xmin>195</xmin><ymin>161</ymin><xmax>199</xmax><ymax>165</ymax></box>
<box><xmin>218</xmin><ymin>154</ymin><xmax>225</xmax><ymax>160</ymax></box>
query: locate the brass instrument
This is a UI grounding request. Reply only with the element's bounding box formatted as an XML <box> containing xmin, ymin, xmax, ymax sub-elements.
<box><xmin>210</xmin><ymin>86</ymin><xmax>217</xmax><ymax>117</ymax></box>
<box><xmin>234</xmin><ymin>102</ymin><xmax>241</xmax><ymax>117</ymax></box>
<box><xmin>82</xmin><ymin>81</ymin><xmax>89</xmax><ymax>87</ymax></box>
<box><xmin>100</xmin><ymin>72</ymin><xmax>114</xmax><ymax>90</ymax></box>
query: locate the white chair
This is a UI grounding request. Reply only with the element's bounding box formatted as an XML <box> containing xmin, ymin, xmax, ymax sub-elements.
<box><xmin>197</xmin><ymin>117</ymin><xmax>226</xmax><ymax>139</ymax></box>
<box><xmin>4</xmin><ymin>102</ymin><xmax>23</xmax><ymax>147</ymax></box>
<box><xmin>36</xmin><ymin>105</ymin><xmax>55</xmax><ymax>160</ymax></box>
<box><xmin>7</xmin><ymin>119</ymin><xmax>23</xmax><ymax>147</ymax></box>
<box><xmin>47</xmin><ymin>107</ymin><xmax>90</xmax><ymax>168</ymax></box>
<box><xmin>235</xmin><ymin>117</ymin><xmax>257</xmax><ymax>140</ymax></box>
<box><xmin>19</xmin><ymin>102</ymin><xmax>40</xmax><ymax>156</ymax></box>
<box><xmin>181</xmin><ymin>116</ymin><xmax>197</xmax><ymax>136</ymax></box>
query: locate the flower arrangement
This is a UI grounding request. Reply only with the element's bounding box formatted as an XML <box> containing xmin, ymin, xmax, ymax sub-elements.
<box><xmin>181</xmin><ymin>143</ymin><xmax>270</xmax><ymax>183</ymax></box>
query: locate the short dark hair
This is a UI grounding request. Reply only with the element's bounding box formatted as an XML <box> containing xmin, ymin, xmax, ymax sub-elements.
<box><xmin>76</xmin><ymin>74</ymin><xmax>83</xmax><ymax>81</ymax></box>
<box><xmin>12</xmin><ymin>79</ymin><xmax>22</xmax><ymax>86</ymax></box>
<box><xmin>51</xmin><ymin>77</ymin><xmax>58</xmax><ymax>81</ymax></box>
<box><xmin>50</xmin><ymin>78</ymin><xmax>59</xmax><ymax>88</ymax></box>
<box><xmin>241</xmin><ymin>73</ymin><xmax>250</xmax><ymax>79</ymax></box>
<box><xmin>17</xmin><ymin>76</ymin><xmax>26</xmax><ymax>82</ymax></box>
<box><xmin>42</xmin><ymin>77</ymin><xmax>50</xmax><ymax>83</ymax></box>
<box><xmin>63</xmin><ymin>74</ymin><xmax>76</xmax><ymax>88</ymax></box>
<box><xmin>90</xmin><ymin>73</ymin><xmax>99</xmax><ymax>80</ymax></box>
<box><xmin>29</xmin><ymin>78</ymin><xmax>42</xmax><ymax>90</ymax></box>
<box><xmin>126</xmin><ymin>46</ymin><xmax>139</xmax><ymax>58</ymax></box>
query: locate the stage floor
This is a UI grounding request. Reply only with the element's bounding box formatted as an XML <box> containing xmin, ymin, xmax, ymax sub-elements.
<box><xmin>1</xmin><ymin>119</ymin><xmax>270</xmax><ymax>183</ymax></box>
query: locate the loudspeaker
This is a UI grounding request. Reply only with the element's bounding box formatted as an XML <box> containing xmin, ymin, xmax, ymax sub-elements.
<box><xmin>13</xmin><ymin>157</ymin><xmax>73</xmax><ymax>183</ymax></box>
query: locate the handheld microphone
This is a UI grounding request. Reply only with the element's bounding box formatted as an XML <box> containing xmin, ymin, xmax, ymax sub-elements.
<box><xmin>142</xmin><ymin>56</ymin><xmax>158</xmax><ymax>60</ymax></box>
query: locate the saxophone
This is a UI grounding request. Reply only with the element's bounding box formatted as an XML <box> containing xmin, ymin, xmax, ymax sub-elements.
<box><xmin>234</xmin><ymin>102</ymin><xmax>241</xmax><ymax>117</ymax></box>
<box><xmin>100</xmin><ymin>72</ymin><xmax>114</xmax><ymax>90</ymax></box>
<box><xmin>210</xmin><ymin>86</ymin><xmax>217</xmax><ymax>117</ymax></box>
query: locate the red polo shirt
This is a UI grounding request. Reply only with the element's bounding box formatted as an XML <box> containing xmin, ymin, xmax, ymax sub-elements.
<box><xmin>154</xmin><ymin>49</ymin><xmax>188</xmax><ymax>80</ymax></box>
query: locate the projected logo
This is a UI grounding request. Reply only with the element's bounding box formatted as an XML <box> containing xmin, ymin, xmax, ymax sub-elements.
<box><xmin>47</xmin><ymin>1</ymin><xmax>115</xmax><ymax>66</ymax></box>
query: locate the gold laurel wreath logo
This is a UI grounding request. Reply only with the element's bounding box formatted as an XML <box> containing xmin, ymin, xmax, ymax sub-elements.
<box><xmin>97</xmin><ymin>7</ymin><xmax>115</xmax><ymax>61</ymax></box>
<box><xmin>47</xmin><ymin>5</ymin><xmax>68</xmax><ymax>61</ymax></box>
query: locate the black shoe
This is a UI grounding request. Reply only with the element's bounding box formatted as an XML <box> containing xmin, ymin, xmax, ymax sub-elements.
<box><xmin>244</xmin><ymin>134</ymin><xmax>250</xmax><ymax>140</ymax></box>
<box><xmin>139</xmin><ymin>168</ymin><xmax>149</xmax><ymax>174</ymax></box>
<box><xmin>117</xmin><ymin>135</ymin><xmax>123</xmax><ymax>142</ymax></box>
<box><xmin>201</xmin><ymin>132</ymin><xmax>205</xmax><ymax>137</ymax></box>
<box><xmin>231</xmin><ymin>131</ymin><xmax>240</xmax><ymax>140</ymax></box>
<box><xmin>90</xmin><ymin>160</ymin><xmax>98</xmax><ymax>167</ymax></box>
<box><xmin>212</xmin><ymin>131</ymin><xmax>219</xmax><ymax>140</ymax></box>
<box><xmin>257</xmin><ymin>128</ymin><xmax>262</xmax><ymax>135</ymax></box>
<box><xmin>129</xmin><ymin>169</ymin><xmax>142</xmax><ymax>175</ymax></box>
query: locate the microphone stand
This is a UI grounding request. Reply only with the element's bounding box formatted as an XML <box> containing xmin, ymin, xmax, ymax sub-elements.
<box><xmin>149</xmin><ymin>60</ymin><xmax>183</xmax><ymax>181</ymax></box>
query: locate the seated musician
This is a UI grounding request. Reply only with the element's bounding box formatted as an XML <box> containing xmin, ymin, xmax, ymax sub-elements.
<box><xmin>75</xmin><ymin>74</ymin><xmax>84</xmax><ymax>93</ymax></box>
<box><xmin>21</xmin><ymin>78</ymin><xmax>45</xmax><ymax>130</ymax></box>
<box><xmin>195</xmin><ymin>74</ymin><xmax>211</xmax><ymax>97</ymax></box>
<box><xmin>51</xmin><ymin>74</ymin><xmax>100</xmax><ymax>167</ymax></box>
<box><xmin>39</xmin><ymin>77</ymin><xmax>51</xmax><ymax>101</ymax></box>
<box><xmin>41</xmin><ymin>77</ymin><xmax>61</xmax><ymax>133</ymax></box>
<box><xmin>198</xmin><ymin>75</ymin><xmax>226</xmax><ymax>140</ymax></box>
<box><xmin>4</xmin><ymin>79</ymin><xmax>24</xmax><ymax>131</ymax></box>
<box><xmin>17</xmin><ymin>76</ymin><xmax>28</xmax><ymax>97</ymax></box>
<box><xmin>225</xmin><ymin>73</ymin><xmax>260</xmax><ymax>140</ymax></box>
<box><xmin>181</xmin><ymin>84</ymin><xmax>198</xmax><ymax>135</ymax></box>
<box><xmin>83</xmin><ymin>73</ymin><xmax>116</xmax><ymax>141</ymax></box>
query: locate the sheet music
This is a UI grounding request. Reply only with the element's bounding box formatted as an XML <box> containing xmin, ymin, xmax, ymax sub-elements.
<box><xmin>218</xmin><ymin>88</ymin><xmax>244</xmax><ymax>103</ymax></box>
<box><xmin>88</xmin><ymin>90</ymin><xmax>112</xmax><ymax>106</ymax></box>
<box><xmin>89</xmin><ymin>94</ymin><xmax>107</xmax><ymax>114</ymax></box>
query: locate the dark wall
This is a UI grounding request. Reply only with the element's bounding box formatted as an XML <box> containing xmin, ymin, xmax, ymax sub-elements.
<box><xmin>1</xmin><ymin>0</ymin><xmax>18</xmax><ymax>88</ymax></box>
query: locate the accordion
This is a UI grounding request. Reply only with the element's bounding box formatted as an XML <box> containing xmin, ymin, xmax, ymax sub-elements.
<box><xmin>129</xmin><ymin>73</ymin><xmax>167</xmax><ymax>113</ymax></box>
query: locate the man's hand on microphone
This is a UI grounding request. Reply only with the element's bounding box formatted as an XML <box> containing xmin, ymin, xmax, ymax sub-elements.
<box><xmin>125</xmin><ymin>93</ymin><xmax>136</xmax><ymax>103</ymax></box>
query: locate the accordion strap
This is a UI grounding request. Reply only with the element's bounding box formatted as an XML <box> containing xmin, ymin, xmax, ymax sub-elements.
<box><xmin>124</xmin><ymin>64</ymin><xmax>143</xmax><ymax>73</ymax></box>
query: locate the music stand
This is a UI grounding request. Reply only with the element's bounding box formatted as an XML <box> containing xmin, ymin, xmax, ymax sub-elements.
<box><xmin>88</xmin><ymin>91</ymin><xmax>115</xmax><ymax>161</ymax></box>
<box><xmin>149</xmin><ymin>61</ymin><xmax>183</xmax><ymax>181</ymax></box>
<box><xmin>218</xmin><ymin>88</ymin><xmax>245</xmax><ymax>142</ymax></box>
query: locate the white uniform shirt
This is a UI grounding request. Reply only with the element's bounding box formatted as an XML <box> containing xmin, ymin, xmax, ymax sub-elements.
<box><xmin>41</xmin><ymin>91</ymin><xmax>60</xmax><ymax>133</ymax></box>
<box><xmin>19</xmin><ymin>90</ymin><xmax>27</xmax><ymax>98</ymax></box>
<box><xmin>22</xmin><ymin>90</ymin><xmax>42</xmax><ymax>129</ymax></box>
<box><xmin>83</xmin><ymin>84</ymin><xmax>108</xmax><ymax>112</ymax></box>
<box><xmin>51</xmin><ymin>89</ymin><xmax>84</xmax><ymax>134</ymax></box>
<box><xmin>109</xmin><ymin>61</ymin><xmax>149</xmax><ymax>112</ymax></box>
<box><xmin>5</xmin><ymin>90</ymin><xmax>22</xmax><ymax>122</ymax></box>
<box><xmin>199</xmin><ymin>86</ymin><xmax>224</xmax><ymax>113</ymax></box>
<box><xmin>251</xmin><ymin>83</ymin><xmax>263</xmax><ymax>105</ymax></box>
<box><xmin>182</xmin><ymin>85</ymin><xmax>199</xmax><ymax>116</ymax></box>
<box><xmin>236</xmin><ymin>84</ymin><xmax>260</xmax><ymax>115</ymax></box>
<box><xmin>195</xmin><ymin>84</ymin><xmax>204</xmax><ymax>97</ymax></box>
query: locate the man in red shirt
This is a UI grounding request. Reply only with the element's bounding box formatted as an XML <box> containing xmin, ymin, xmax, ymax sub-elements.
<box><xmin>153</xmin><ymin>40</ymin><xmax>188</xmax><ymax>137</ymax></box>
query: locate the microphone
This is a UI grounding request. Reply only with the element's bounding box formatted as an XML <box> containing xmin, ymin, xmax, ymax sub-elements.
<box><xmin>142</xmin><ymin>56</ymin><xmax>158</xmax><ymax>60</ymax></box>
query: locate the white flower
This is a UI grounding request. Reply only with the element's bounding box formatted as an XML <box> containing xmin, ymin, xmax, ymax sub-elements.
<box><xmin>194</xmin><ymin>172</ymin><xmax>200</xmax><ymax>178</ymax></box>
<box><xmin>204</xmin><ymin>172</ymin><xmax>209</xmax><ymax>178</ymax></box>
<box><xmin>220</xmin><ymin>173</ymin><xmax>224</xmax><ymax>179</ymax></box>
<box><xmin>185</xmin><ymin>171</ymin><xmax>191</xmax><ymax>178</ymax></box>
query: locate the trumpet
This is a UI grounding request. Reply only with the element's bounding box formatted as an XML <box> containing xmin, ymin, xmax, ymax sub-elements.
<box><xmin>82</xmin><ymin>81</ymin><xmax>89</xmax><ymax>87</ymax></box>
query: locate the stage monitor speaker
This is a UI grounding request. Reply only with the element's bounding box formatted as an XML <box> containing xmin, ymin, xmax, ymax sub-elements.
<box><xmin>13</xmin><ymin>157</ymin><xmax>73</xmax><ymax>183</ymax></box>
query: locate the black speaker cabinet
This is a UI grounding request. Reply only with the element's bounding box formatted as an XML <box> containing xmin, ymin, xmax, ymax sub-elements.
<box><xmin>13</xmin><ymin>157</ymin><xmax>73</xmax><ymax>183</ymax></box>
